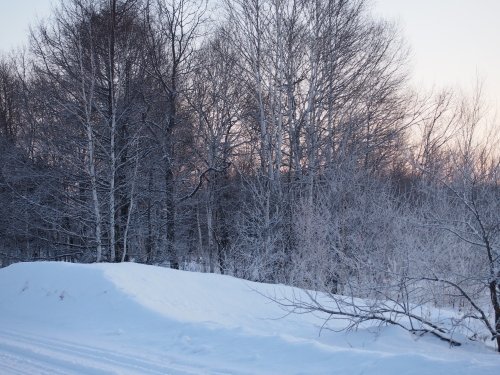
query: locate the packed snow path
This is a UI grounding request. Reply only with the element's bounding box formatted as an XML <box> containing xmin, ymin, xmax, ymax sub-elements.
<box><xmin>0</xmin><ymin>262</ymin><xmax>499</xmax><ymax>374</ymax></box>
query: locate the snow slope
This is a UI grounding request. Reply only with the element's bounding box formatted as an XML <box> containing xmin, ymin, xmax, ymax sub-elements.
<box><xmin>0</xmin><ymin>262</ymin><xmax>498</xmax><ymax>374</ymax></box>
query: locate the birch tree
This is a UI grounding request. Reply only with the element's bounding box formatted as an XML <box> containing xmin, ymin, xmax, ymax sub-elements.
<box><xmin>30</xmin><ymin>0</ymin><xmax>106</xmax><ymax>261</ymax></box>
<box><xmin>188</xmin><ymin>32</ymin><xmax>243</xmax><ymax>272</ymax></box>
<box><xmin>143</xmin><ymin>0</ymin><xmax>206</xmax><ymax>268</ymax></box>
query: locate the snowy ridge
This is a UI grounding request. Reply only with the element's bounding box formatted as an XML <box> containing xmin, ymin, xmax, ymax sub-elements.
<box><xmin>0</xmin><ymin>262</ymin><xmax>499</xmax><ymax>374</ymax></box>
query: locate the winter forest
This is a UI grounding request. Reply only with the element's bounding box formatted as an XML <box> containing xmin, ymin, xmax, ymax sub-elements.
<box><xmin>0</xmin><ymin>0</ymin><xmax>499</xmax><ymax>350</ymax></box>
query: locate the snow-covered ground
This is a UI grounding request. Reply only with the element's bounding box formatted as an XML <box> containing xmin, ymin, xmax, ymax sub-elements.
<box><xmin>0</xmin><ymin>262</ymin><xmax>498</xmax><ymax>374</ymax></box>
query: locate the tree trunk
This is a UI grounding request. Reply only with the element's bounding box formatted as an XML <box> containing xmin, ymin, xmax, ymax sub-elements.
<box><xmin>108</xmin><ymin>0</ymin><xmax>117</xmax><ymax>262</ymax></box>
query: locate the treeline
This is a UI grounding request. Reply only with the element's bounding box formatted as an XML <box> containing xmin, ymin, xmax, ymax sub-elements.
<box><xmin>0</xmin><ymin>0</ymin><xmax>498</xmax><ymax>348</ymax></box>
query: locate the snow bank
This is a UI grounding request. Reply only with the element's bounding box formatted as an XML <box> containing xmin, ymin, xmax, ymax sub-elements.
<box><xmin>0</xmin><ymin>261</ymin><xmax>498</xmax><ymax>374</ymax></box>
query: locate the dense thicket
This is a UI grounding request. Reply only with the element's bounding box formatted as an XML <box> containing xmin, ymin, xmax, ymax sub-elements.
<box><xmin>0</xmin><ymin>0</ymin><xmax>498</xmax><ymax>350</ymax></box>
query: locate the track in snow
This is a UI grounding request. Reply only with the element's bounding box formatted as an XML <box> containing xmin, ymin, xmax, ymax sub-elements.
<box><xmin>0</xmin><ymin>328</ymin><xmax>240</xmax><ymax>375</ymax></box>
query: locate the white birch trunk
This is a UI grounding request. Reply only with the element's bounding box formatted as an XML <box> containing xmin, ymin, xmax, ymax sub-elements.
<box><xmin>121</xmin><ymin>153</ymin><xmax>139</xmax><ymax>263</ymax></box>
<box><xmin>108</xmin><ymin>0</ymin><xmax>117</xmax><ymax>262</ymax></box>
<box><xmin>77</xmin><ymin>28</ymin><xmax>103</xmax><ymax>262</ymax></box>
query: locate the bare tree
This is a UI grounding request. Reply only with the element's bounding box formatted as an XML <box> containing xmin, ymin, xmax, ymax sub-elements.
<box><xmin>26</xmin><ymin>0</ymin><xmax>147</xmax><ymax>262</ymax></box>
<box><xmin>143</xmin><ymin>0</ymin><xmax>207</xmax><ymax>268</ymax></box>
<box><xmin>419</xmin><ymin>91</ymin><xmax>500</xmax><ymax>350</ymax></box>
<box><xmin>187</xmin><ymin>32</ymin><xmax>243</xmax><ymax>272</ymax></box>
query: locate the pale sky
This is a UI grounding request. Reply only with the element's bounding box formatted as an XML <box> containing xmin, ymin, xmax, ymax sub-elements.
<box><xmin>0</xmin><ymin>0</ymin><xmax>54</xmax><ymax>51</ymax></box>
<box><xmin>375</xmin><ymin>0</ymin><xmax>500</xmax><ymax>117</ymax></box>
<box><xmin>0</xmin><ymin>0</ymin><xmax>499</xmax><ymax>115</ymax></box>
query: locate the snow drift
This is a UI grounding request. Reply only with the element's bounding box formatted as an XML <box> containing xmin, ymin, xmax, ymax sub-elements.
<box><xmin>0</xmin><ymin>261</ymin><xmax>499</xmax><ymax>374</ymax></box>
